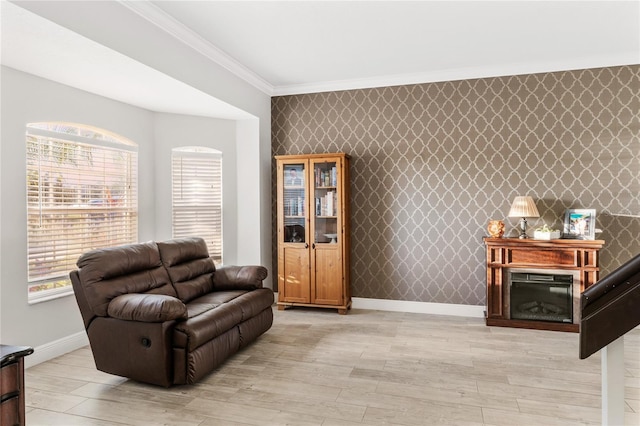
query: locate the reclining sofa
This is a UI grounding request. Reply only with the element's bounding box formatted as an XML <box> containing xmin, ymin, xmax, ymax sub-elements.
<box><xmin>70</xmin><ymin>237</ymin><xmax>274</xmax><ymax>387</ymax></box>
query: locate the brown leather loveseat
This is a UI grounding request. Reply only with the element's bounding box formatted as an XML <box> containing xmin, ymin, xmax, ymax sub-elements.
<box><xmin>70</xmin><ymin>237</ymin><xmax>274</xmax><ymax>387</ymax></box>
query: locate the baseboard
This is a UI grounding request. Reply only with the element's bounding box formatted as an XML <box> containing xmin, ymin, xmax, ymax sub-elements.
<box><xmin>25</xmin><ymin>331</ymin><xmax>89</xmax><ymax>369</ymax></box>
<box><xmin>273</xmin><ymin>292</ymin><xmax>485</xmax><ymax>318</ymax></box>
<box><xmin>352</xmin><ymin>297</ymin><xmax>485</xmax><ymax>318</ymax></box>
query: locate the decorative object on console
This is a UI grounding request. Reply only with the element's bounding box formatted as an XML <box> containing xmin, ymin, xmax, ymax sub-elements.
<box><xmin>563</xmin><ymin>209</ymin><xmax>596</xmax><ymax>240</ymax></box>
<box><xmin>533</xmin><ymin>224</ymin><xmax>561</xmax><ymax>240</ymax></box>
<box><xmin>487</xmin><ymin>220</ymin><xmax>505</xmax><ymax>238</ymax></box>
<box><xmin>508</xmin><ymin>196</ymin><xmax>540</xmax><ymax>239</ymax></box>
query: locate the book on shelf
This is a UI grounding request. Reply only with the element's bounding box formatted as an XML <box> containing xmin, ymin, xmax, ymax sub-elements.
<box><xmin>315</xmin><ymin>166</ymin><xmax>337</xmax><ymax>188</ymax></box>
<box><xmin>285</xmin><ymin>197</ymin><xmax>304</xmax><ymax>216</ymax></box>
<box><xmin>290</xmin><ymin>198</ymin><xmax>296</xmax><ymax>216</ymax></box>
<box><xmin>325</xmin><ymin>191</ymin><xmax>334</xmax><ymax>216</ymax></box>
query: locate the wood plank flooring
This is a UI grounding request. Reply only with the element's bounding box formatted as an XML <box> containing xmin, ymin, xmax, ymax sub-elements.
<box><xmin>24</xmin><ymin>307</ymin><xmax>640</xmax><ymax>425</ymax></box>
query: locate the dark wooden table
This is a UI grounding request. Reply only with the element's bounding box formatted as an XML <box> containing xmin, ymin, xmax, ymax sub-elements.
<box><xmin>1</xmin><ymin>345</ymin><xmax>34</xmax><ymax>426</ymax></box>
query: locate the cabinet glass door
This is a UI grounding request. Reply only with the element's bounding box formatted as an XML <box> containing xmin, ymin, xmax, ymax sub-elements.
<box><xmin>312</xmin><ymin>161</ymin><xmax>338</xmax><ymax>245</ymax></box>
<box><xmin>279</xmin><ymin>160</ymin><xmax>310</xmax><ymax>303</ymax></box>
<box><xmin>282</xmin><ymin>163</ymin><xmax>306</xmax><ymax>243</ymax></box>
<box><xmin>311</xmin><ymin>158</ymin><xmax>343</xmax><ymax>306</ymax></box>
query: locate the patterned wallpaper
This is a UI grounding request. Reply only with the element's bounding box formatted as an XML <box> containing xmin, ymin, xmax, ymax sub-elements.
<box><xmin>271</xmin><ymin>66</ymin><xmax>640</xmax><ymax>306</ymax></box>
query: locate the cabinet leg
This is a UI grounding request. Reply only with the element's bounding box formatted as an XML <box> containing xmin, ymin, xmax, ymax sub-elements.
<box><xmin>277</xmin><ymin>305</ymin><xmax>286</xmax><ymax>311</ymax></box>
<box><xmin>338</xmin><ymin>308</ymin><xmax>348</xmax><ymax>315</ymax></box>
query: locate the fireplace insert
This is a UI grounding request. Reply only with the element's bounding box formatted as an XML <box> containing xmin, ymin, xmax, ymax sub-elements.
<box><xmin>510</xmin><ymin>272</ymin><xmax>573</xmax><ymax>323</ymax></box>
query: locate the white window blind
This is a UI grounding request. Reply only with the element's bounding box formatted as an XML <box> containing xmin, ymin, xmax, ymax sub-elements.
<box><xmin>26</xmin><ymin>122</ymin><xmax>138</xmax><ymax>302</ymax></box>
<box><xmin>172</xmin><ymin>147</ymin><xmax>223</xmax><ymax>264</ymax></box>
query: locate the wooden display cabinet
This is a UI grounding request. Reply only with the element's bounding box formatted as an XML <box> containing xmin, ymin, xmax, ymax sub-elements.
<box><xmin>276</xmin><ymin>153</ymin><xmax>351</xmax><ymax>314</ymax></box>
<box><xmin>484</xmin><ymin>237</ymin><xmax>604</xmax><ymax>332</ymax></box>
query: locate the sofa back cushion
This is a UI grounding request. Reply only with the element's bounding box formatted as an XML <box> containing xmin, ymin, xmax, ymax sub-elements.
<box><xmin>76</xmin><ymin>241</ymin><xmax>176</xmax><ymax>317</ymax></box>
<box><xmin>157</xmin><ymin>237</ymin><xmax>215</xmax><ymax>303</ymax></box>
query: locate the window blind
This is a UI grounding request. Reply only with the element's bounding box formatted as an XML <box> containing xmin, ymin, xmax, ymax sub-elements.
<box><xmin>26</xmin><ymin>123</ymin><xmax>138</xmax><ymax>301</ymax></box>
<box><xmin>171</xmin><ymin>148</ymin><xmax>222</xmax><ymax>264</ymax></box>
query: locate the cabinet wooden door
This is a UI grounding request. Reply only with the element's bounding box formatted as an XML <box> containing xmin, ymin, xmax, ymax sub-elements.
<box><xmin>311</xmin><ymin>245</ymin><xmax>342</xmax><ymax>305</ymax></box>
<box><xmin>280</xmin><ymin>245</ymin><xmax>310</xmax><ymax>303</ymax></box>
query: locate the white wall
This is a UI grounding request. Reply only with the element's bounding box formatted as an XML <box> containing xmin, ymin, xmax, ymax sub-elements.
<box><xmin>236</xmin><ymin>119</ymin><xmax>261</xmax><ymax>265</ymax></box>
<box><xmin>0</xmin><ymin>67</ymin><xmax>270</xmax><ymax>359</ymax></box>
<box><xmin>0</xmin><ymin>66</ymin><xmax>156</xmax><ymax>347</ymax></box>
<box><xmin>153</xmin><ymin>113</ymin><xmax>239</xmax><ymax>264</ymax></box>
<box><xmin>0</xmin><ymin>64</ymin><xmax>3</xmax><ymax>346</ymax></box>
<box><xmin>15</xmin><ymin>0</ymin><xmax>273</xmax><ymax>280</ymax></box>
<box><xmin>0</xmin><ymin>2</ymin><xmax>272</xmax><ymax>361</ymax></box>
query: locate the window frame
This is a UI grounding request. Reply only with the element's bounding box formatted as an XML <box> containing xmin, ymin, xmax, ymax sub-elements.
<box><xmin>26</xmin><ymin>122</ymin><xmax>138</xmax><ymax>303</ymax></box>
<box><xmin>171</xmin><ymin>146</ymin><xmax>223</xmax><ymax>265</ymax></box>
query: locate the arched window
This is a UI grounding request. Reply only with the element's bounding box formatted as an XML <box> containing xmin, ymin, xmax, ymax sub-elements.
<box><xmin>26</xmin><ymin>122</ymin><xmax>138</xmax><ymax>302</ymax></box>
<box><xmin>172</xmin><ymin>146</ymin><xmax>223</xmax><ymax>264</ymax></box>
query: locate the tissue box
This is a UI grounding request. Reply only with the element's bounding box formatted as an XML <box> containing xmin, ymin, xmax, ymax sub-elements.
<box><xmin>533</xmin><ymin>230</ymin><xmax>561</xmax><ymax>240</ymax></box>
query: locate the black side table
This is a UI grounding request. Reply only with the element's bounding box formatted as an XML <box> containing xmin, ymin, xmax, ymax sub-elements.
<box><xmin>1</xmin><ymin>345</ymin><xmax>34</xmax><ymax>426</ymax></box>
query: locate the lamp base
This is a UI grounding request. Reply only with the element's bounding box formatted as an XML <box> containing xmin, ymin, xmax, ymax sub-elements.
<box><xmin>518</xmin><ymin>217</ymin><xmax>529</xmax><ymax>239</ymax></box>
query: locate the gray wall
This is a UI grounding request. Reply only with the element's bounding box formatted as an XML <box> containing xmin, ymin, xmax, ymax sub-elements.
<box><xmin>272</xmin><ymin>65</ymin><xmax>640</xmax><ymax>305</ymax></box>
<box><xmin>0</xmin><ymin>67</ymin><xmax>156</xmax><ymax>346</ymax></box>
<box><xmin>0</xmin><ymin>68</ymin><xmax>250</xmax><ymax>348</ymax></box>
<box><xmin>1</xmin><ymin>1</ymin><xmax>273</xmax><ymax>352</ymax></box>
<box><xmin>153</xmin><ymin>113</ymin><xmax>239</xmax><ymax>264</ymax></box>
<box><xmin>11</xmin><ymin>0</ymin><xmax>273</xmax><ymax>285</ymax></box>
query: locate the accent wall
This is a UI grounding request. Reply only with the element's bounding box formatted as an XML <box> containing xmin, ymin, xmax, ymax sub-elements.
<box><xmin>271</xmin><ymin>65</ymin><xmax>640</xmax><ymax>306</ymax></box>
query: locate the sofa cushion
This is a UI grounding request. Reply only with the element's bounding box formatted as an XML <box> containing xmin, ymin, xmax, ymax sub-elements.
<box><xmin>157</xmin><ymin>237</ymin><xmax>215</xmax><ymax>303</ymax></box>
<box><xmin>227</xmin><ymin>288</ymin><xmax>275</xmax><ymax>320</ymax></box>
<box><xmin>174</xmin><ymin>297</ymin><xmax>243</xmax><ymax>351</ymax></box>
<box><xmin>77</xmin><ymin>241</ymin><xmax>176</xmax><ymax>317</ymax></box>
<box><xmin>108</xmin><ymin>294</ymin><xmax>188</xmax><ymax>322</ymax></box>
<box><xmin>185</xmin><ymin>290</ymin><xmax>248</xmax><ymax>318</ymax></box>
<box><xmin>173</xmin><ymin>289</ymin><xmax>274</xmax><ymax>351</ymax></box>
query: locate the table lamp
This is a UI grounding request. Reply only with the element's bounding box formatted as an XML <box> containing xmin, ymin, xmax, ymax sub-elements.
<box><xmin>508</xmin><ymin>196</ymin><xmax>540</xmax><ymax>239</ymax></box>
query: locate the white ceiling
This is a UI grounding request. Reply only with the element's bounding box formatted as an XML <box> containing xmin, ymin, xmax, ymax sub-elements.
<box><xmin>0</xmin><ymin>1</ymin><xmax>253</xmax><ymax>119</ymax></box>
<box><xmin>139</xmin><ymin>0</ymin><xmax>640</xmax><ymax>95</ymax></box>
<box><xmin>1</xmin><ymin>1</ymin><xmax>638</xmax><ymax>117</ymax></box>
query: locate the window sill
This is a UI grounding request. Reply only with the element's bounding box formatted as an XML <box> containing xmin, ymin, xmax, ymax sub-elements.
<box><xmin>28</xmin><ymin>288</ymin><xmax>74</xmax><ymax>305</ymax></box>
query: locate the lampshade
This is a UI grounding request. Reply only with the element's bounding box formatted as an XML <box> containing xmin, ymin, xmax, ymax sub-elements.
<box><xmin>508</xmin><ymin>196</ymin><xmax>540</xmax><ymax>218</ymax></box>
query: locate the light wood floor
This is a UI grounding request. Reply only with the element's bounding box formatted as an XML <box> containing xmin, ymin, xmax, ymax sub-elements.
<box><xmin>25</xmin><ymin>307</ymin><xmax>640</xmax><ymax>425</ymax></box>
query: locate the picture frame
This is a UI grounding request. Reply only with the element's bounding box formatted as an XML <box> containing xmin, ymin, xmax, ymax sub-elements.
<box><xmin>284</xmin><ymin>165</ymin><xmax>304</xmax><ymax>187</ymax></box>
<box><xmin>563</xmin><ymin>209</ymin><xmax>596</xmax><ymax>240</ymax></box>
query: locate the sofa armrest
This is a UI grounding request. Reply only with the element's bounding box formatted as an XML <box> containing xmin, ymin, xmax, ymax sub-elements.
<box><xmin>213</xmin><ymin>265</ymin><xmax>268</xmax><ymax>290</ymax></box>
<box><xmin>107</xmin><ymin>294</ymin><xmax>187</xmax><ymax>322</ymax></box>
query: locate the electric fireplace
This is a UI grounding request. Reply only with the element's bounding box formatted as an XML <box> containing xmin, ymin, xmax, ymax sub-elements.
<box><xmin>484</xmin><ymin>238</ymin><xmax>604</xmax><ymax>332</ymax></box>
<box><xmin>510</xmin><ymin>272</ymin><xmax>573</xmax><ymax>323</ymax></box>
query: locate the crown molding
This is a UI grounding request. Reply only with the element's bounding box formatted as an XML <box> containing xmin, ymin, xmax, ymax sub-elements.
<box><xmin>272</xmin><ymin>54</ymin><xmax>640</xmax><ymax>97</ymax></box>
<box><xmin>118</xmin><ymin>0</ymin><xmax>274</xmax><ymax>96</ymax></box>
<box><xmin>117</xmin><ymin>1</ymin><xmax>638</xmax><ymax>98</ymax></box>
